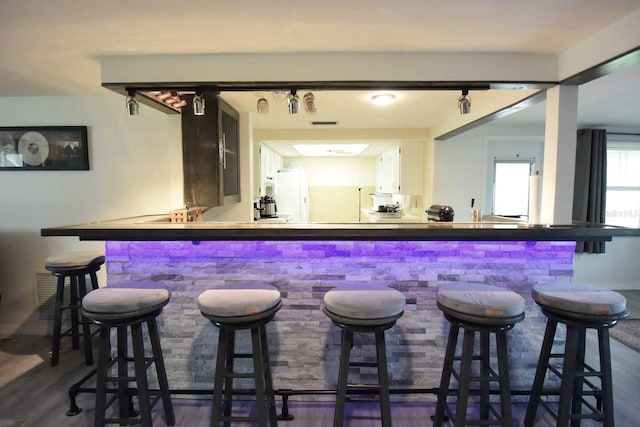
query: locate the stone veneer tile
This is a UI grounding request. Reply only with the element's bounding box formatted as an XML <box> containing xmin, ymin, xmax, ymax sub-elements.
<box><xmin>105</xmin><ymin>239</ymin><xmax>576</xmax><ymax>401</ymax></box>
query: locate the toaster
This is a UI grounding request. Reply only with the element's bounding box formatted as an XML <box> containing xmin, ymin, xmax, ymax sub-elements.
<box><xmin>426</xmin><ymin>205</ymin><xmax>455</xmax><ymax>222</ymax></box>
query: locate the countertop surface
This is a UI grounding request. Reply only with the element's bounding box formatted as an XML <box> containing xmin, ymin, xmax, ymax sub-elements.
<box><xmin>40</xmin><ymin>214</ymin><xmax>640</xmax><ymax>242</ymax></box>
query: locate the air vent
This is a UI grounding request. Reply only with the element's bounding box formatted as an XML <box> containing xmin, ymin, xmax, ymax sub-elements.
<box><xmin>311</xmin><ymin>121</ymin><xmax>338</xmax><ymax>126</ymax></box>
<box><xmin>36</xmin><ymin>272</ymin><xmax>59</xmax><ymax>320</ymax></box>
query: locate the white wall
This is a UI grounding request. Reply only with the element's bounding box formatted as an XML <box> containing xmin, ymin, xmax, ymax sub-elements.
<box><xmin>284</xmin><ymin>156</ymin><xmax>376</xmax><ymax>187</ymax></box>
<box><xmin>433</xmin><ymin>122</ymin><xmax>640</xmax><ymax>290</ymax></box>
<box><xmin>574</xmin><ymin>237</ymin><xmax>640</xmax><ymax>290</ymax></box>
<box><xmin>0</xmin><ymin>93</ymin><xmax>182</xmax><ymax>334</ymax></box>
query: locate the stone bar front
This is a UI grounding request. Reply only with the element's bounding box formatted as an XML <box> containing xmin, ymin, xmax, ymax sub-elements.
<box><xmin>105</xmin><ymin>239</ymin><xmax>575</xmax><ymax>401</ymax></box>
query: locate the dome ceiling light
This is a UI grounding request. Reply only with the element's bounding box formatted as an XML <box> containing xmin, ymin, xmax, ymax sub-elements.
<box><xmin>370</xmin><ymin>93</ymin><xmax>396</xmax><ymax>106</ymax></box>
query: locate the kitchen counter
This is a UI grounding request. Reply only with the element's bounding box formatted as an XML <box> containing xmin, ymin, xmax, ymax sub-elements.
<box><xmin>360</xmin><ymin>208</ymin><xmax>423</xmax><ymax>223</ymax></box>
<box><xmin>255</xmin><ymin>213</ymin><xmax>294</xmax><ymax>223</ymax></box>
<box><xmin>39</xmin><ymin>214</ymin><xmax>640</xmax><ymax>396</ymax></box>
<box><xmin>40</xmin><ymin>213</ymin><xmax>640</xmax><ymax>242</ymax></box>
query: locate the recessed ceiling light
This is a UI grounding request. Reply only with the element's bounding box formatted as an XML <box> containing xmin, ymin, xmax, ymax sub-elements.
<box><xmin>293</xmin><ymin>144</ymin><xmax>369</xmax><ymax>157</ymax></box>
<box><xmin>371</xmin><ymin>93</ymin><xmax>396</xmax><ymax>106</ymax></box>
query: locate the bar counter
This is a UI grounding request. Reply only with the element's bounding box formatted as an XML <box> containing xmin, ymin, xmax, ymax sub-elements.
<box><xmin>40</xmin><ymin>215</ymin><xmax>640</xmax><ymax>403</ymax></box>
<box><xmin>40</xmin><ymin>213</ymin><xmax>638</xmax><ymax>241</ymax></box>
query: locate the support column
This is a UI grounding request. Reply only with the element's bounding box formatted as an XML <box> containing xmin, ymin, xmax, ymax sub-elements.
<box><xmin>541</xmin><ymin>85</ymin><xmax>579</xmax><ymax>224</ymax></box>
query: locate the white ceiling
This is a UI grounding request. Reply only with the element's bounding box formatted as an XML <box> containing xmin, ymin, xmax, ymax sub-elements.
<box><xmin>2</xmin><ymin>0</ymin><xmax>639</xmax><ymax>155</ymax></box>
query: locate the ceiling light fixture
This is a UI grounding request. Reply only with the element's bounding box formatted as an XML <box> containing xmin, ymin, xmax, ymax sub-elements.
<box><xmin>303</xmin><ymin>92</ymin><xmax>317</xmax><ymax>113</ymax></box>
<box><xmin>126</xmin><ymin>89</ymin><xmax>139</xmax><ymax>116</ymax></box>
<box><xmin>288</xmin><ymin>89</ymin><xmax>300</xmax><ymax>114</ymax></box>
<box><xmin>257</xmin><ymin>97</ymin><xmax>269</xmax><ymax>114</ymax></box>
<box><xmin>293</xmin><ymin>143</ymin><xmax>369</xmax><ymax>157</ymax></box>
<box><xmin>193</xmin><ymin>90</ymin><xmax>205</xmax><ymax>116</ymax></box>
<box><xmin>458</xmin><ymin>88</ymin><xmax>471</xmax><ymax>115</ymax></box>
<box><xmin>371</xmin><ymin>93</ymin><xmax>396</xmax><ymax>106</ymax></box>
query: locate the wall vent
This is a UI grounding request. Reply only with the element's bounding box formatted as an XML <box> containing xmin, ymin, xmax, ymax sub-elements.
<box><xmin>311</xmin><ymin>121</ymin><xmax>338</xmax><ymax>126</ymax></box>
<box><xmin>36</xmin><ymin>272</ymin><xmax>59</xmax><ymax>321</ymax></box>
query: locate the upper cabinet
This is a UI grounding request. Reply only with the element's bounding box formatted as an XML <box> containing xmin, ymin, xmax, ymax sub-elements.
<box><xmin>254</xmin><ymin>143</ymin><xmax>283</xmax><ymax>197</ymax></box>
<box><xmin>182</xmin><ymin>94</ymin><xmax>240</xmax><ymax>207</ymax></box>
<box><xmin>377</xmin><ymin>146</ymin><xmax>398</xmax><ymax>194</ymax></box>
<box><xmin>376</xmin><ymin>141</ymin><xmax>423</xmax><ymax>195</ymax></box>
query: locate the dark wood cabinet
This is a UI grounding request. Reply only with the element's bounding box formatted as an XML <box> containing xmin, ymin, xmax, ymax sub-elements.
<box><xmin>182</xmin><ymin>94</ymin><xmax>240</xmax><ymax>207</ymax></box>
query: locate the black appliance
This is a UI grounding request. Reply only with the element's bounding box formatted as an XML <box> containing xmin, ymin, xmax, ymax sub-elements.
<box><xmin>377</xmin><ymin>204</ymin><xmax>400</xmax><ymax>213</ymax></box>
<box><xmin>426</xmin><ymin>205</ymin><xmax>455</xmax><ymax>222</ymax></box>
<box><xmin>253</xmin><ymin>202</ymin><xmax>263</xmax><ymax>221</ymax></box>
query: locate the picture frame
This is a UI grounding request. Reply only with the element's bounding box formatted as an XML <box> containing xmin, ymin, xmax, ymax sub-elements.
<box><xmin>0</xmin><ymin>126</ymin><xmax>89</xmax><ymax>171</ymax></box>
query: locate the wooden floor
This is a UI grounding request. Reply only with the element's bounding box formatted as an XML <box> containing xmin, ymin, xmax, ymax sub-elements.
<box><xmin>1</xmin><ymin>291</ymin><xmax>639</xmax><ymax>426</ymax></box>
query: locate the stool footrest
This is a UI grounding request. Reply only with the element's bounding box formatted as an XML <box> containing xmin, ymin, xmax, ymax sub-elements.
<box><xmin>450</xmin><ymin>366</ymin><xmax>503</xmax><ymax>384</ymax></box>
<box><xmin>349</xmin><ymin>361</ymin><xmax>378</xmax><ymax>368</ymax></box>
<box><xmin>544</xmin><ymin>359</ymin><xmax>605</xmax><ymax>382</ymax></box>
<box><xmin>232</xmin><ymin>352</ymin><xmax>253</xmax><ymax>359</ymax></box>
<box><xmin>60</xmin><ymin>327</ymin><xmax>83</xmax><ymax>338</ymax></box>
<box><xmin>223</xmin><ymin>372</ymin><xmax>257</xmax><ymax>379</ymax></box>
<box><xmin>347</xmin><ymin>383</ymin><xmax>382</xmax><ymax>391</ymax></box>
<box><xmin>537</xmin><ymin>397</ymin><xmax>605</xmax><ymax>422</ymax></box>
<box><xmin>101</xmin><ymin>388</ymin><xmax>163</xmax><ymax>425</ymax></box>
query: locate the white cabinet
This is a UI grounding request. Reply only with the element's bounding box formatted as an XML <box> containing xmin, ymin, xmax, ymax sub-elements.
<box><xmin>376</xmin><ymin>141</ymin><xmax>423</xmax><ymax>195</ymax></box>
<box><xmin>254</xmin><ymin>143</ymin><xmax>283</xmax><ymax>196</ymax></box>
<box><xmin>376</xmin><ymin>146</ymin><xmax>399</xmax><ymax>194</ymax></box>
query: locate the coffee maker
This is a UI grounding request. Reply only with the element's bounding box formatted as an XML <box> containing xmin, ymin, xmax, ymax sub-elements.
<box><xmin>259</xmin><ymin>196</ymin><xmax>277</xmax><ymax>218</ymax></box>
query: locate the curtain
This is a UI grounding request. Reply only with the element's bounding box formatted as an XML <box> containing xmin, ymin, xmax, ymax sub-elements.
<box><xmin>572</xmin><ymin>129</ymin><xmax>607</xmax><ymax>253</ymax></box>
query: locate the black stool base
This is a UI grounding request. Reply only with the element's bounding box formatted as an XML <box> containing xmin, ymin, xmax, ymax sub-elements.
<box><xmin>205</xmin><ymin>305</ymin><xmax>280</xmax><ymax>427</ymax></box>
<box><xmin>324</xmin><ymin>308</ymin><xmax>402</xmax><ymax>427</ymax></box>
<box><xmin>49</xmin><ymin>265</ymin><xmax>101</xmax><ymax>367</ymax></box>
<box><xmin>524</xmin><ymin>306</ymin><xmax>628</xmax><ymax>427</ymax></box>
<box><xmin>92</xmin><ymin>310</ymin><xmax>175</xmax><ymax>427</ymax></box>
<box><xmin>433</xmin><ymin>310</ymin><xmax>523</xmax><ymax>427</ymax></box>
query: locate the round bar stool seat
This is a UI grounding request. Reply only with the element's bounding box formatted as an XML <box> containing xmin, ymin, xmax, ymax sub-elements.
<box><xmin>82</xmin><ymin>286</ymin><xmax>175</xmax><ymax>427</ymax></box>
<box><xmin>433</xmin><ymin>283</ymin><xmax>525</xmax><ymax>427</ymax></box>
<box><xmin>524</xmin><ymin>283</ymin><xmax>628</xmax><ymax>427</ymax></box>
<box><xmin>45</xmin><ymin>251</ymin><xmax>105</xmax><ymax>366</ymax></box>
<box><xmin>323</xmin><ymin>283</ymin><xmax>405</xmax><ymax>427</ymax></box>
<box><xmin>198</xmin><ymin>284</ymin><xmax>282</xmax><ymax>427</ymax></box>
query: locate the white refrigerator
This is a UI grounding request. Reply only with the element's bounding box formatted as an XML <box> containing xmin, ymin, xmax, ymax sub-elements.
<box><xmin>275</xmin><ymin>169</ymin><xmax>309</xmax><ymax>222</ymax></box>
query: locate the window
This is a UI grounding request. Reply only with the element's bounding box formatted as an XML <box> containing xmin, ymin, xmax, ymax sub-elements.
<box><xmin>606</xmin><ymin>139</ymin><xmax>640</xmax><ymax>227</ymax></box>
<box><xmin>492</xmin><ymin>160</ymin><xmax>534</xmax><ymax>217</ymax></box>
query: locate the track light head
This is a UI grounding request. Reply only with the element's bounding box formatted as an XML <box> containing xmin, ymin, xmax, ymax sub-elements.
<box><xmin>126</xmin><ymin>90</ymin><xmax>139</xmax><ymax>116</ymax></box>
<box><xmin>193</xmin><ymin>90</ymin><xmax>205</xmax><ymax>116</ymax></box>
<box><xmin>458</xmin><ymin>88</ymin><xmax>471</xmax><ymax>115</ymax></box>
<box><xmin>303</xmin><ymin>92</ymin><xmax>317</xmax><ymax>113</ymax></box>
<box><xmin>257</xmin><ymin>97</ymin><xmax>269</xmax><ymax>113</ymax></box>
<box><xmin>288</xmin><ymin>89</ymin><xmax>300</xmax><ymax>114</ymax></box>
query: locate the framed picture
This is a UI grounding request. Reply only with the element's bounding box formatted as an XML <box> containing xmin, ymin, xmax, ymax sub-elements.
<box><xmin>0</xmin><ymin>126</ymin><xmax>89</xmax><ymax>170</ymax></box>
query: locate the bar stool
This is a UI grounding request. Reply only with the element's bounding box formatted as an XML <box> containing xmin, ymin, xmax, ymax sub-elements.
<box><xmin>45</xmin><ymin>251</ymin><xmax>104</xmax><ymax>366</ymax></box>
<box><xmin>323</xmin><ymin>283</ymin><xmax>406</xmax><ymax>427</ymax></box>
<box><xmin>524</xmin><ymin>283</ymin><xmax>629</xmax><ymax>427</ymax></box>
<box><xmin>433</xmin><ymin>283</ymin><xmax>525</xmax><ymax>427</ymax></box>
<box><xmin>82</xmin><ymin>286</ymin><xmax>175</xmax><ymax>427</ymax></box>
<box><xmin>198</xmin><ymin>284</ymin><xmax>282</xmax><ymax>427</ymax></box>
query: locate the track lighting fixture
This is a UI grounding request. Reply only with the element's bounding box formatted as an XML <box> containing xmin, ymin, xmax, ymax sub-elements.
<box><xmin>126</xmin><ymin>90</ymin><xmax>139</xmax><ymax>116</ymax></box>
<box><xmin>288</xmin><ymin>89</ymin><xmax>300</xmax><ymax>114</ymax></box>
<box><xmin>303</xmin><ymin>92</ymin><xmax>317</xmax><ymax>113</ymax></box>
<box><xmin>458</xmin><ymin>88</ymin><xmax>471</xmax><ymax>115</ymax></box>
<box><xmin>257</xmin><ymin>97</ymin><xmax>269</xmax><ymax>113</ymax></box>
<box><xmin>193</xmin><ymin>90</ymin><xmax>205</xmax><ymax>116</ymax></box>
